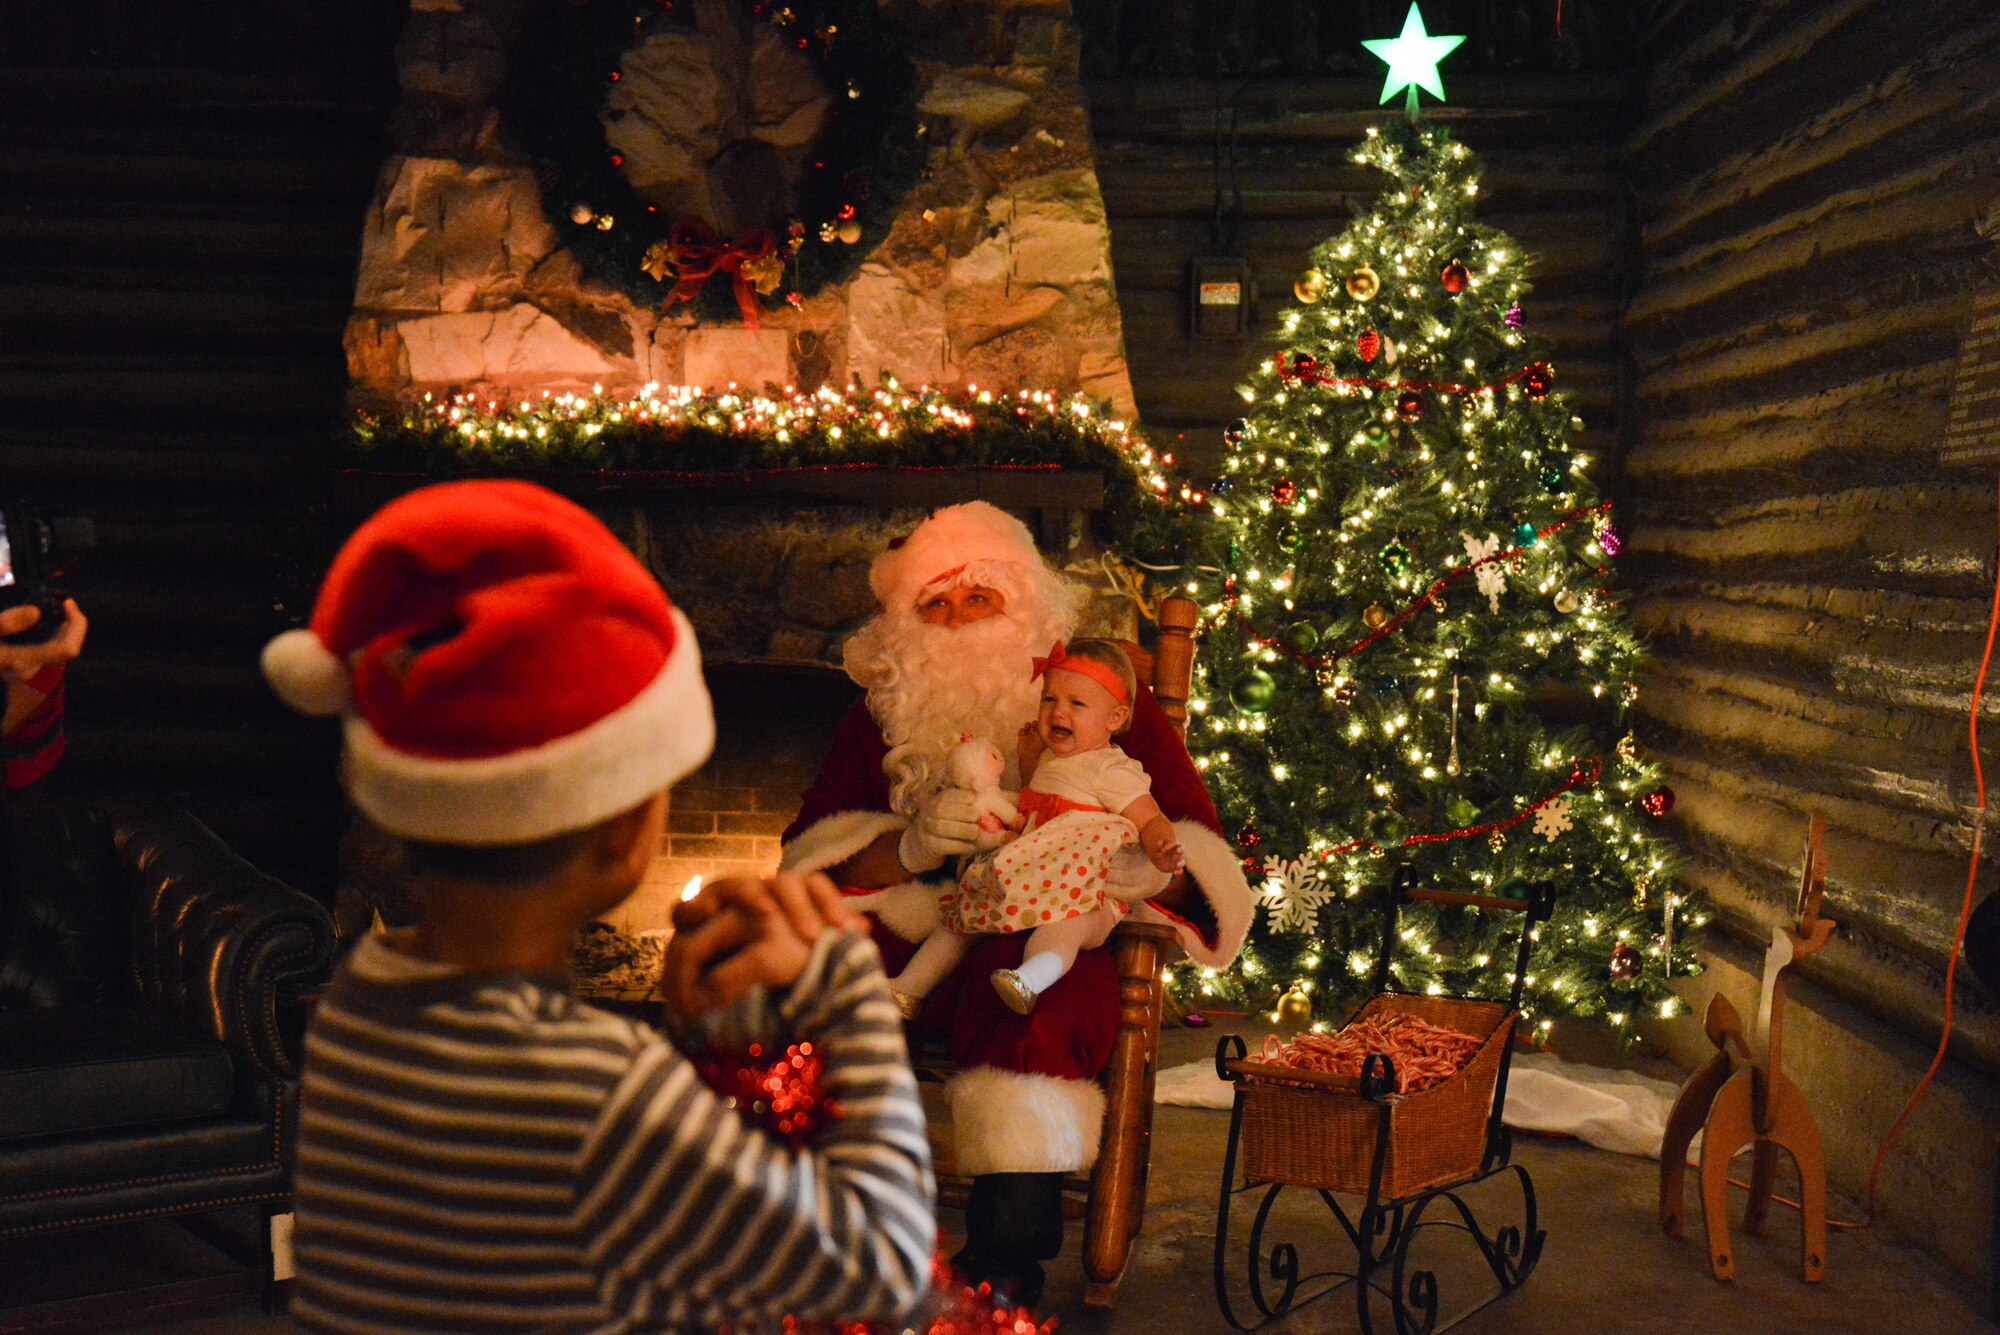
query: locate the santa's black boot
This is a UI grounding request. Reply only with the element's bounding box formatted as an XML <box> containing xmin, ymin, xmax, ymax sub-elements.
<box><xmin>952</xmin><ymin>1171</ymin><xmax>1065</xmax><ymax>1309</ymax></box>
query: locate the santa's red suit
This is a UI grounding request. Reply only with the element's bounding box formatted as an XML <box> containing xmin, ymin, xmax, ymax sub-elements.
<box><xmin>780</xmin><ymin>680</ymin><xmax>1252</xmax><ymax>1177</ymax></box>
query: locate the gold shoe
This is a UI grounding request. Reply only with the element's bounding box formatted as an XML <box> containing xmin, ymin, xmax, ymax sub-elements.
<box><xmin>891</xmin><ymin>989</ymin><xmax>924</xmax><ymax>1021</ymax></box>
<box><xmin>989</xmin><ymin>968</ymin><xmax>1037</xmax><ymax>1015</ymax></box>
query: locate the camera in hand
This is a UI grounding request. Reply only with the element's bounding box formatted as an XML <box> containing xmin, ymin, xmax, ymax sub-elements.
<box><xmin>0</xmin><ymin>501</ymin><xmax>92</xmax><ymax>646</ymax></box>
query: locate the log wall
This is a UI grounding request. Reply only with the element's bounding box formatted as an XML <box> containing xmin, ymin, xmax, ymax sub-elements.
<box><xmin>1623</xmin><ymin>0</ymin><xmax>2000</xmax><ymax>1075</ymax></box>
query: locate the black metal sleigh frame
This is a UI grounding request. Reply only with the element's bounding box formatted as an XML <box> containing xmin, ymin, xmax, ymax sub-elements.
<box><xmin>1211</xmin><ymin>871</ymin><xmax>1553</xmax><ymax>1334</ymax></box>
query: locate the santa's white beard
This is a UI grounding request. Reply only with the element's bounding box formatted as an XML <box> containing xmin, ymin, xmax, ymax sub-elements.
<box><xmin>844</xmin><ymin>610</ymin><xmax>1058</xmax><ymax>816</ymax></box>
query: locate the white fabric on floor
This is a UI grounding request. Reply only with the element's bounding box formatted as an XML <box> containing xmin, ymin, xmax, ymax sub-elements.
<box><xmin>1153</xmin><ymin>1049</ymin><xmax>1684</xmax><ymax>1161</ymax></box>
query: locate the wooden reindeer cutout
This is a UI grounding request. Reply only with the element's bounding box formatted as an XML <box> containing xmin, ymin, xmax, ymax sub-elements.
<box><xmin>1659</xmin><ymin>810</ymin><xmax>1834</xmax><ymax>1283</ymax></box>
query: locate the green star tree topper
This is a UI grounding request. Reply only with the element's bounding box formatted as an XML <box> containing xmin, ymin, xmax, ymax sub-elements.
<box><xmin>1164</xmin><ymin>112</ymin><xmax>1700</xmax><ymax>1036</ymax></box>
<box><xmin>1362</xmin><ymin>2</ymin><xmax>1467</xmax><ymax>111</ymax></box>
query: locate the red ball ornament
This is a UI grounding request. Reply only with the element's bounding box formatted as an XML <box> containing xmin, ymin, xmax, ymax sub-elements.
<box><xmin>1356</xmin><ymin>329</ymin><xmax>1382</xmax><ymax>363</ymax></box>
<box><xmin>1243</xmin><ymin>855</ymin><xmax>1264</xmax><ymax>879</ymax></box>
<box><xmin>1291</xmin><ymin>352</ymin><xmax>1319</xmax><ymax>378</ymax></box>
<box><xmin>1271</xmin><ymin>477</ymin><xmax>1297</xmax><ymax>505</ymax></box>
<box><xmin>1396</xmin><ymin>391</ymin><xmax>1424</xmax><ymax>422</ymax></box>
<box><xmin>1441</xmin><ymin>260</ymin><xmax>1470</xmax><ymax>294</ymax></box>
<box><xmin>1640</xmin><ymin>787</ymin><xmax>1676</xmax><ymax>818</ymax></box>
<box><xmin>1523</xmin><ymin>363</ymin><xmax>1554</xmax><ymax>399</ymax></box>
<box><xmin>1609</xmin><ymin>942</ymin><xmax>1643</xmax><ymax>981</ymax></box>
<box><xmin>1237</xmin><ymin>822</ymin><xmax>1263</xmax><ymax>850</ymax></box>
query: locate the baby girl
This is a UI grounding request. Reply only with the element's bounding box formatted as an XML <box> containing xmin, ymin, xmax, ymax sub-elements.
<box><xmin>889</xmin><ymin>639</ymin><xmax>1184</xmax><ymax>1018</ymax></box>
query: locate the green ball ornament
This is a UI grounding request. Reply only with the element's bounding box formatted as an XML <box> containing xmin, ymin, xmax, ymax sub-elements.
<box><xmin>1278</xmin><ymin>525</ymin><xmax>1303</xmax><ymax>552</ymax></box>
<box><xmin>1539</xmin><ymin>466</ymin><xmax>1564</xmax><ymax>493</ymax></box>
<box><xmin>1379</xmin><ymin>540</ymin><xmax>1411</xmax><ymax>577</ymax></box>
<box><xmin>1494</xmin><ymin>875</ymin><xmax>1531</xmax><ymax>902</ymax></box>
<box><xmin>1281</xmin><ymin>621</ymin><xmax>1321</xmax><ymax>654</ymax></box>
<box><xmin>1367</xmin><ymin>808</ymin><xmax>1409</xmax><ymax>846</ymax></box>
<box><xmin>1445</xmin><ymin>797</ymin><xmax>1480</xmax><ymax>828</ymax></box>
<box><xmin>1363</xmin><ymin>422</ymin><xmax>1391</xmax><ymax>447</ymax></box>
<box><xmin>1513</xmin><ymin>521</ymin><xmax>1538</xmax><ymax>547</ymax></box>
<box><xmin>1230</xmin><ymin>668</ymin><xmax>1278</xmax><ymax>713</ymax></box>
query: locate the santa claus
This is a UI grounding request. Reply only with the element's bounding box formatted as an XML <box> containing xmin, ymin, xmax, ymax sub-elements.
<box><xmin>780</xmin><ymin>501</ymin><xmax>1251</xmax><ymax>1304</ymax></box>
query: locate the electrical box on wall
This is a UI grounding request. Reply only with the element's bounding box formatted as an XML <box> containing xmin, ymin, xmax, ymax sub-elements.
<box><xmin>1188</xmin><ymin>257</ymin><xmax>1254</xmax><ymax>339</ymax></box>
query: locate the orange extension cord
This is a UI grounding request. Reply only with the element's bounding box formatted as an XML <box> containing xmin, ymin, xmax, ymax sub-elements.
<box><xmin>1698</xmin><ymin>473</ymin><xmax>1999</xmax><ymax>1232</ymax></box>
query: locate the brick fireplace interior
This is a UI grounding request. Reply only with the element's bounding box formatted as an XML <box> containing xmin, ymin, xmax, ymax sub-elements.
<box><xmin>612</xmin><ymin>664</ymin><xmax>862</xmax><ymax>936</ymax></box>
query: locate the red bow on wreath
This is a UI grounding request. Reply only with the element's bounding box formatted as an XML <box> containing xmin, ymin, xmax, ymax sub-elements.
<box><xmin>662</xmin><ymin>218</ymin><xmax>778</xmax><ymax>329</ymax></box>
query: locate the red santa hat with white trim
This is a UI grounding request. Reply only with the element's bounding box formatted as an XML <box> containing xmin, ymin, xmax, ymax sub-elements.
<box><xmin>260</xmin><ymin>479</ymin><xmax>712</xmax><ymax>845</ymax></box>
<box><xmin>868</xmin><ymin>499</ymin><xmax>1040</xmax><ymax>611</ymax></box>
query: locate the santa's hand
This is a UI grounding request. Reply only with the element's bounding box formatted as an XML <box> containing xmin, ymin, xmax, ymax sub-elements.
<box><xmin>898</xmin><ymin>788</ymin><xmax>984</xmax><ymax>872</ymax></box>
<box><xmin>1103</xmin><ymin>842</ymin><xmax>1175</xmax><ymax>903</ymax></box>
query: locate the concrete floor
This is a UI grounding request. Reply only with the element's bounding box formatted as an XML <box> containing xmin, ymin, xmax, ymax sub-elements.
<box><xmin>26</xmin><ymin>1029</ymin><xmax>1997</xmax><ymax>1334</ymax></box>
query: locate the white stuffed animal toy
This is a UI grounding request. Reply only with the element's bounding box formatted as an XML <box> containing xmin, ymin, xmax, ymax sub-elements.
<box><xmin>944</xmin><ymin>732</ymin><xmax>1020</xmax><ymax>852</ymax></box>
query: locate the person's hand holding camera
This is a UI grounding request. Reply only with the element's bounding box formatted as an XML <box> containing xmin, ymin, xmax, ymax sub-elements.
<box><xmin>660</xmin><ymin>872</ymin><xmax>863</xmax><ymax>1018</ymax></box>
<box><xmin>0</xmin><ymin>600</ymin><xmax>85</xmax><ymax>686</ymax></box>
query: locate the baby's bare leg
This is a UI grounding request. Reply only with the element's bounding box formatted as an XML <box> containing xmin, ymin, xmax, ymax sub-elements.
<box><xmin>891</xmin><ymin>927</ymin><xmax>976</xmax><ymax>1003</ymax></box>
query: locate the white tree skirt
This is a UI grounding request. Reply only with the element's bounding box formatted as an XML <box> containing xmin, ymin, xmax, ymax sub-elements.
<box><xmin>1156</xmin><ymin>1050</ymin><xmax>1684</xmax><ymax>1161</ymax></box>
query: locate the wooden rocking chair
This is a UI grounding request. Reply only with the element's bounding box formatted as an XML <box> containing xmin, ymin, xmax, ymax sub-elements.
<box><xmin>1659</xmin><ymin>810</ymin><xmax>1833</xmax><ymax>1283</ymax></box>
<box><xmin>919</xmin><ymin>594</ymin><xmax>1200</xmax><ymax>1309</ymax></box>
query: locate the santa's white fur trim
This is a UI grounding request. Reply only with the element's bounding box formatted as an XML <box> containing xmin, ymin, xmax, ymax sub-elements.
<box><xmin>1126</xmin><ymin>820</ymin><xmax>1253</xmax><ymax>969</ymax></box>
<box><xmin>262</xmin><ymin>628</ymin><xmax>351</xmax><ymax>717</ymax></box>
<box><xmin>343</xmin><ymin>608</ymin><xmax>714</xmax><ymax>844</ymax></box>
<box><xmin>869</xmin><ymin>501</ymin><xmax>1040</xmax><ymax>612</ymax></box>
<box><xmin>946</xmin><ymin>1066</ymin><xmax>1107</xmax><ymax>1175</ymax></box>
<box><xmin>780</xmin><ymin>810</ymin><xmax>941</xmax><ymax>941</ymax></box>
<box><xmin>780</xmin><ymin>809</ymin><xmax>906</xmax><ymax>877</ymax></box>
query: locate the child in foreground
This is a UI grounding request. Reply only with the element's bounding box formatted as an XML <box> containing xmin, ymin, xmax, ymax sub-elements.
<box><xmin>889</xmin><ymin>638</ymin><xmax>1185</xmax><ymax>1018</ymax></box>
<box><xmin>264</xmin><ymin>480</ymin><xmax>934</xmax><ymax>1334</ymax></box>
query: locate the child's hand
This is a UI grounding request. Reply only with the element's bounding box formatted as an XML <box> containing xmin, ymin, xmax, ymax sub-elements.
<box><xmin>1141</xmin><ymin>820</ymin><xmax>1185</xmax><ymax>874</ymax></box>
<box><xmin>1016</xmin><ymin>722</ymin><xmax>1046</xmax><ymax>768</ymax></box>
<box><xmin>662</xmin><ymin>872</ymin><xmax>861</xmax><ymax>1017</ymax></box>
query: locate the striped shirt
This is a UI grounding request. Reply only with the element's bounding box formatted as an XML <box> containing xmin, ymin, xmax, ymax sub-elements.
<box><xmin>292</xmin><ymin>930</ymin><xmax>934</xmax><ymax>1335</ymax></box>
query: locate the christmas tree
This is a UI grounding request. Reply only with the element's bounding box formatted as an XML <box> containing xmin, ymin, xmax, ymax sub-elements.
<box><xmin>1167</xmin><ymin>114</ymin><xmax>1700</xmax><ymax>1037</ymax></box>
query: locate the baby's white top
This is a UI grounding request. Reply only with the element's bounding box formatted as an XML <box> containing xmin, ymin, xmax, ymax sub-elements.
<box><xmin>1028</xmin><ymin>744</ymin><xmax>1153</xmax><ymax>815</ymax></box>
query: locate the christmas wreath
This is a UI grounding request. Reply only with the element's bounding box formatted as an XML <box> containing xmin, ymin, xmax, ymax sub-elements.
<box><xmin>502</xmin><ymin>0</ymin><xmax>922</xmax><ymax>325</ymax></box>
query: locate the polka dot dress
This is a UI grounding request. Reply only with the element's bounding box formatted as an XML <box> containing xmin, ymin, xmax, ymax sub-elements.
<box><xmin>947</xmin><ymin>805</ymin><xmax>1137</xmax><ymax>936</ymax></box>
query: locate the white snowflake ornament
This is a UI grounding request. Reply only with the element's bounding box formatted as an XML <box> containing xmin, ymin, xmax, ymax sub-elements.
<box><xmin>1533</xmin><ymin>796</ymin><xmax>1573</xmax><ymax>842</ymax></box>
<box><xmin>1462</xmin><ymin>532</ymin><xmax>1505</xmax><ymax>613</ymax></box>
<box><xmin>1259</xmin><ymin>856</ymin><xmax>1333</xmax><ymax>934</ymax></box>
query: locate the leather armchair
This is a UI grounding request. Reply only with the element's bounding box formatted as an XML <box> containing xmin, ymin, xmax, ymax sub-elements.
<box><xmin>0</xmin><ymin>798</ymin><xmax>337</xmax><ymax>1243</ymax></box>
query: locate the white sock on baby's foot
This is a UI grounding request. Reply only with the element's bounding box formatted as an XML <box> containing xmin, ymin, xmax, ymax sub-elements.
<box><xmin>1015</xmin><ymin>952</ymin><xmax>1066</xmax><ymax>995</ymax></box>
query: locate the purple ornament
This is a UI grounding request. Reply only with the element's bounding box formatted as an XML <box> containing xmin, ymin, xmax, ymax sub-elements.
<box><xmin>1504</xmin><ymin>303</ymin><xmax>1524</xmax><ymax>330</ymax></box>
<box><xmin>1598</xmin><ymin>524</ymin><xmax>1623</xmax><ymax>557</ymax></box>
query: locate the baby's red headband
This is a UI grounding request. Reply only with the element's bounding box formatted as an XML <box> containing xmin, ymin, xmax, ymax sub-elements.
<box><xmin>1031</xmin><ymin>640</ymin><xmax>1129</xmax><ymax>706</ymax></box>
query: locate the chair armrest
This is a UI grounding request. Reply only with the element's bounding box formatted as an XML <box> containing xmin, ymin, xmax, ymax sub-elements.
<box><xmin>107</xmin><ymin>801</ymin><xmax>338</xmax><ymax>1081</ymax></box>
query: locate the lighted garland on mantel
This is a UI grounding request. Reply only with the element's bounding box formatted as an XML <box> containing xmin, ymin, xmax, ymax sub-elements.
<box><xmin>346</xmin><ymin>380</ymin><xmax>1179</xmax><ymax>547</ymax></box>
<box><xmin>500</xmin><ymin>0</ymin><xmax>922</xmax><ymax>321</ymax></box>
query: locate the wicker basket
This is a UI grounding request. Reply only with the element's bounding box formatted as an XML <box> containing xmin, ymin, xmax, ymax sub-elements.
<box><xmin>1233</xmin><ymin>993</ymin><xmax>1515</xmax><ymax>1201</ymax></box>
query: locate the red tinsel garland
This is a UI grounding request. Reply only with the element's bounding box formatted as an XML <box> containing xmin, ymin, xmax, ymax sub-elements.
<box><xmin>1313</xmin><ymin>757</ymin><xmax>1603</xmax><ymax>862</ymax></box>
<box><xmin>1231</xmin><ymin>501</ymin><xmax>1612</xmax><ymax>668</ymax></box>
<box><xmin>1272</xmin><ymin>357</ymin><xmax>1552</xmax><ymax>398</ymax></box>
<box><xmin>697</xmin><ymin>1046</ymin><xmax>1057</xmax><ymax>1335</ymax></box>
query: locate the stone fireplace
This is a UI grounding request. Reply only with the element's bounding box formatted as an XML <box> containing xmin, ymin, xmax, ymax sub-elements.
<box><xmin>340</xmin><ymin>0</ymin><xmax>1145</xmax><ymax>939</ymax></box>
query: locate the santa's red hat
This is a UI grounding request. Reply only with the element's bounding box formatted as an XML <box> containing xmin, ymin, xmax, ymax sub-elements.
<box><xmin>869</xmin><ymin>500</ymin><xmax>1041</xmax><ymax>612</ymax></box>
<box><xmin>261</xmin><ymin>480</ymin><xmax>712</xmax><ymax>844</ymax></box>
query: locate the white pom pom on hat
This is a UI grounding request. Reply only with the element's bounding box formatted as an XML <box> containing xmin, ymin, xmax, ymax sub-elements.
<box><xmin>261</xmin><ymin>628</ymin><xmax>351</xmax><ymax>717</ymax></box>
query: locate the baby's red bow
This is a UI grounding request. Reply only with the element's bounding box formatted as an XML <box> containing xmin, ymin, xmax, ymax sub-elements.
<box><xmin>1031</xmin><ymin>641</ymin><xmax>1067</xmax><ymax>679</ymax></box>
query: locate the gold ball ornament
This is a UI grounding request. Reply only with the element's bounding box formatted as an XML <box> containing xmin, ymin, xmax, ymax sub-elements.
<box><xmin>1553</xmin><ymin>589</ymin><xmax>1580</xmax><ymax>614</ymax></box>
<box><xmin>1488</xmin><ymin>829</ymin><xmax>1508</xmax><ymax>852</ymax></box>
<box><xmin>1272</xmin><ymin>984</ymin><xmax>1314</xmax><ymax>1026</ymax></box>
<box><xmin>1617</xmin><ymin>732</ymin><xmax>1642</xmax><ymax>764</ymax></box>
<box><xmin>836</xmin><ymin>219</ymin><xmax>863</xmax><ymax>245</ymax></box>
<box><xmin>1362</xmin><ymin>602</ymin><xmax>1390</xmax><ymax>631</ymax></box>
<box><xmin>1345</xmin><ymin>265</ymin><xmax>1381</xmax><ymax>301</ymax></box>
<box><xmin>569</xmin><ymin>203</ymin><xmax>596</xmax><ymax>225</ymax></box>
<box><xmin>1293</xmin><ymin>267</ymin><xmax>1327</xmax><ymax>303</ymax></box>
<box><xmin>594</xmin><ymin>213</ymin><xmax>616</xmax><ymax>231</ymax></box>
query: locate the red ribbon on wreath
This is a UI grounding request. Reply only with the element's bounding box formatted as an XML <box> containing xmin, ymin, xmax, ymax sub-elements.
<box><xmin>663</xmin><ymin>218</ymin><xmax>777</xmax><ymax>330</ymax></box>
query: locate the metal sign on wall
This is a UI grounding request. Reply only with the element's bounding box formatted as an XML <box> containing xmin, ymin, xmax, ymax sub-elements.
<box><xmin>1942</xmin><ymin>289</ymin><xmax>2000</xmax><ymax>468</ymax></box>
